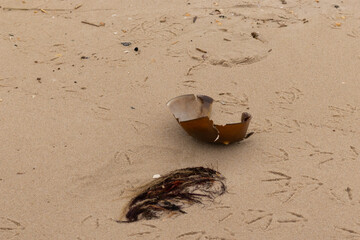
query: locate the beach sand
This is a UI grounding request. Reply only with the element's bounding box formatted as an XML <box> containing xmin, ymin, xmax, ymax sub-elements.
<box><xmin>1</xmin><ymin>0</ymin><xmax>360</xmax><ymax>239</ymax></box>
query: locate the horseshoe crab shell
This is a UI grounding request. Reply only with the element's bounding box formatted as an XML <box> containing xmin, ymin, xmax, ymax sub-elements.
<box><xmin>167</xmin><ymin>94</ymin><xmax>253</xmax><ymax>144</ymax></box>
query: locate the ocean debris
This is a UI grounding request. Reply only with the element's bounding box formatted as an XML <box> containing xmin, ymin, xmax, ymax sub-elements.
<box><xmin>74</xmin><ymin>4</ymin><xmax>82</xmax><ymax>10</ymax></box>
<box><xmin>152</xmin><ymin>174</ymin><xmax>161</xmax><ymax>179</ymax></box>
<box><xmin>167</xmin><ymin>94</ymin><xmax>253</xmax><ymax>144</ymax></box>
<box><xmin>195</xmin><ymin>47</ymin><xmax>207</xmax><ymax>54</ymax></box>
<box><xmin>210</xmin><ymin>9</ymin><xmax>221</xmax><ymax>15</ymax></box>
<box><xmin>121</xmin><ymin>42</ymin><xmax>131</xmax><ymax>46</ymax></box>
<box><xmin>119</xmin><ymin>167</ymin><xmax>226</xmax><ymax>222</ymax></box>
<box><xmin>251</xmin><ymin>32</ymin><xmax>259</xmax><ymax>39</ymax></box>
<box><xmin>81</xmin><ymin>21</ymin><xmax>105</xmax><ymax>27</ymax></box>
<box><xmin>3</xmin><ymin>7</ymin><xmax>75</xmax><ymax>11</ymax></box>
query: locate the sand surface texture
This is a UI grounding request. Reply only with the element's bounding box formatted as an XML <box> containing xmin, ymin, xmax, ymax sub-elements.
<box><xmin>1</xmin><ymin>0</ymin><xmax>360</xmax><ymax>239</ymax></box>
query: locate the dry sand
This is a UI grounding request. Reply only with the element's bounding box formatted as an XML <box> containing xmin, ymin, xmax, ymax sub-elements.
<box><xmin>1</xmin><ymin>0</ymin><xmax>360</xmax><ymax>239</ymax></box>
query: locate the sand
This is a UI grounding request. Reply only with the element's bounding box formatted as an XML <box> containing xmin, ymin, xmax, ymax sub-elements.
<box><xmin>1</xmin><ymin>0</ymin><xmax>360</xmax><ymax>239</ymax></box>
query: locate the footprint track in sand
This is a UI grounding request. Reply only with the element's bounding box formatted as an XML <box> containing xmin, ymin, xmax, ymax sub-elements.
<box><xmin>263</xmin><ymin>171</ymin><xmax>323</xmax><ymax>203</ymax></box>
<box><xmin>244</xmin><ymin>209</ymin><xmax>307</xmax><ymax>231</ymax></box>
<box><xmin>269</xmin><ymin>87</ymin><xmax>304</xmax><ymax>110</ymax></box>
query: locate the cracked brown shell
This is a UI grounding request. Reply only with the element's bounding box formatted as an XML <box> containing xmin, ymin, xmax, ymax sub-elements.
<box><xmin>167</xmin><ymin>94</ymin><xmax>253</xmax><ymax>144</ymax></box>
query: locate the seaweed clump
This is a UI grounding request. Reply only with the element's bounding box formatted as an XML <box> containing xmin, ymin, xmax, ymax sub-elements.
<box><xmin>119</xmin><ymin>167</ymin><xmax>226</xmax><ymax>222</ymax></box>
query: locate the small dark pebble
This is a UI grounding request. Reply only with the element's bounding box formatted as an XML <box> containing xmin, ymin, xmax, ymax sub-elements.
<box><xmin>121</xmin><ymin>42</ymin><xmax>132</xmax><ymax>46</ymax></box>
<box><xmin>57</xmin><ymin>67</ymin><xmax>60</xmax><ymax>70</ymax></box>
<box><xmin>34</xmin><ymin>61</ymin><xmax>38</xmax><ymax>63</ymax></box>
<box><xmin>14</xmin><ymin>44</ymin><xmax>18</xmax><ymax>47</ymax></box>
<box><xmin>74</xmin><ymin>81</ymin><xmax>77</xmax><ymax>83</ymax></box>
<box><xmin>81</xmin><ymin>56</ymin><xmax>89</xmax><ymax>59</ymax></box>
<box><xmin>210</xmin><ymin>9</ymin><xmax>221</xmax><ymax>15</ymax></box>
<box><xmin>251</xmin><ymin>32</ymin><xmax>259</xmax><ymax>39</ymax></box>
<box><xmin>219</xmin><ymin>15</ymin><xmax>226</xmax><ymax>19</ymax></box>
<box><xmin>334</xmin><ymin>4</ymin><xmax>339</xmax><ymax>8</ymax></box>
<box><xmin>134</xmin><ymin>47</ymin><xmax>139</xmax><ymax>52</ymax></box>
<box><xmin>37</xmin><ymin>77</ymin><xmax>41</xmax><ymax>80</ymax></box>
<box><xmin>131</xmin><ymin>106</ymin><xmax>135</xmax><ymax>109</ymax></box>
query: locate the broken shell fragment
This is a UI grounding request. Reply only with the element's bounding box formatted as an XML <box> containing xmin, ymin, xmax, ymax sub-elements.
<box><xmin>167</xmin><ymin>94</ymin><xmax>252</xmax><ymax>144</ymax></box>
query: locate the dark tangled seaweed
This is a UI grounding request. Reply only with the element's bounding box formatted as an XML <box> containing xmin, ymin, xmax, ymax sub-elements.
<box><xmin>119</xmin><ymin>167</ymin><xmax>226</xmax><ymax>222</ymax></box>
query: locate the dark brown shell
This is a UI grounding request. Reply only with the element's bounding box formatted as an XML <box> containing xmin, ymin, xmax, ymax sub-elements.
<box><xmin>167</xmin><ymin>94</ymin><xmax>252</xmax><ymax>144</ymax></box>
